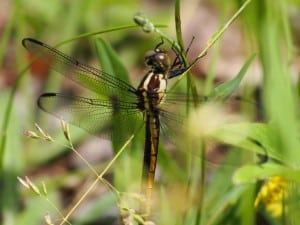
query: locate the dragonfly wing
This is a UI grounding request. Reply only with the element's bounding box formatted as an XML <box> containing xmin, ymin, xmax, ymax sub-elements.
<box><xmin>38</xmin><ymin>93</ymin><xmax>143</xmax><ymax>138</ymax></box>
<box><xmin>160</xmin><ymin>92</ymin><xmax>253</xmax><ymax>140</ymax></box>
<box><xmin>159</xmin><ymin>93</ymin><xmax>262</xmax><ymax>166</ymax></box>
<box><xmin>22</xmin><ymin>38</ymin><xmax>137</xmax><ymax>100</ymax></box>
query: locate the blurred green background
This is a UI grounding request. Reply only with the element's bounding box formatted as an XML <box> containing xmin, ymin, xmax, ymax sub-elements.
<box><xmin>1</xmin><ymin>0</ymin><xmax>300</xmax><ymax>225</ymax></box>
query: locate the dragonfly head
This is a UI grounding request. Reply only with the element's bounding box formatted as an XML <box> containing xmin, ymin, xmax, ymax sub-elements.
<box><xmin>144</xmin><ymin>48</ymin><xmax>171</xmax><ymax>73</ymax></box>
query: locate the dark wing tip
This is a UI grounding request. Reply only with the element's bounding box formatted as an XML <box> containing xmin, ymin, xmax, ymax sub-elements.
<box><xmin>39</xmin><ymin>93</ymin><xmax>57</xmax><ymax>97</ymax></box>
<box><xmin>22</xmin><ymin>38</ymin><xmax>44</xmax><ymax>49</ymax></box>
<box><xmin>37</xmin><ymin>93</ymin><xmax>57</xmax><ymax>110</ymax></box>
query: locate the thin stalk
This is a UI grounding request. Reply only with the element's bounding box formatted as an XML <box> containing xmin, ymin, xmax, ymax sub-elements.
<box><xmin>195</xmin><ymin>140</ymin><xmax>206</xmax><ymax>225</ymax></box>
<box><xmin>59</xmin><ymin>134</ymin><xmax>134</xmax><ymax>225</ymax></box>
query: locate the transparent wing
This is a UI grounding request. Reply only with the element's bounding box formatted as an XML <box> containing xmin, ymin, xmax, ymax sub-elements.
<box><xmin>159</xmin><ymin>93</ymin><xmax>263</xmax><ymax>166</ymax></box>
<box><xmin>38</xmin><ymin>93</ymin><xmax>143</xmax><ymax>138</ymax></box>
<box><xmin>22</xmin><ymin>38</ymin><xmax>137</xmax><ymax>100</ymax></box>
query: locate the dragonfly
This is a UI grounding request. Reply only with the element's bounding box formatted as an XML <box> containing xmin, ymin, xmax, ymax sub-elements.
<box><xmin>22</xmin><ymin>38</ymin><xmax>203</xmax><ymax>218</ymax></box>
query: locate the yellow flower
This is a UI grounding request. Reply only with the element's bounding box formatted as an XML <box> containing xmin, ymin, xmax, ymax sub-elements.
<box><xmin>254</xmin><ymin>176</ymin><xmax>288</xmax><ymax>217</ymax></box>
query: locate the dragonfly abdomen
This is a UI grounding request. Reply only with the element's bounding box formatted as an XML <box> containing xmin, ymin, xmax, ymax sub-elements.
<box><xmin>141</xmin><ymin>113</ymin><xmax>160</xmax><ymax>217</ymax></box>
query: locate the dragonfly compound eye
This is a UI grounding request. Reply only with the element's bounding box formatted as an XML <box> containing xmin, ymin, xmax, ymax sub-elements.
<box><xmin>145</xmin><ymin>50</ymin><xmax>170</xmax><ymax>72</ymax></box>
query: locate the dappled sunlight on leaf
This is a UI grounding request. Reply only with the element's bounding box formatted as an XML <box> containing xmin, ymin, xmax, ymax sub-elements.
<box><xmin>186</xmin><ymin>102</ymin><xmax>246</xmax><ymax>139</ymax></box>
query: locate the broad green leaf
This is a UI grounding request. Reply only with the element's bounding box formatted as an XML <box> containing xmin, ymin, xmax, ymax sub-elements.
<box><xmin>233</xmin><ymin>163</ymin><xmax>300</xmax><ymax>184</ymax></box>
<box><xmin>209</xmin><ymin>122</ymin><xmax>289</xmax><ymax>164</ymax></box>
<box><xmin>95</xmin><ymin>38</ymin><xmax>130</xmax><ymax>84</ymax></box>
<box><xmin>95</xmin><ymin>38</ymin><xmax>134</xmax><ymax>151</ymax></box>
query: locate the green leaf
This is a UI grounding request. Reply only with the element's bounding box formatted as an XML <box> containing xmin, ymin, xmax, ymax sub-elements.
<box><xmin>208</xmin><ymin>53</ymin><xmax>256</xmax><ymax>101</ymax></box>
<box><xmin>209</xmin><ymin>122</ymin><xmax>289</xmax><ymax>164</ymax></box>
<box><xmin>95</xmin><ymin>38</ymin><xmax>130</xmax><ymax>84</ymax></box>
<box><xmin>233</xmin><ymin>163</ymin><xmax>300</xmax><ymax>184</ymax></box>
<box><xmin>95</xmin><ymin>38</ymin><xmax>133</xmax><ymax>151</ymax></box>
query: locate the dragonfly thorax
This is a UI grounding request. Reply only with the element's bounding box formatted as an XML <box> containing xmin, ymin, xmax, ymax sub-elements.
<box><xmin>137</xmin><ymin>71</ymin><xmax>167</xmax><ymax>112</ymax></box>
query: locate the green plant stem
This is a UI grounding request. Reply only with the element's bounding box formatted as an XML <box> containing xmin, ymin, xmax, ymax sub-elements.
<box><xmin>195</xmin><ymin>140</ymin><xmax>206</xmax><ymax>225</ymax></box>
<box><xmin>0</xmin><ymin>64</ymin><xmax>30</xmax><ymax>169</ymax></box>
